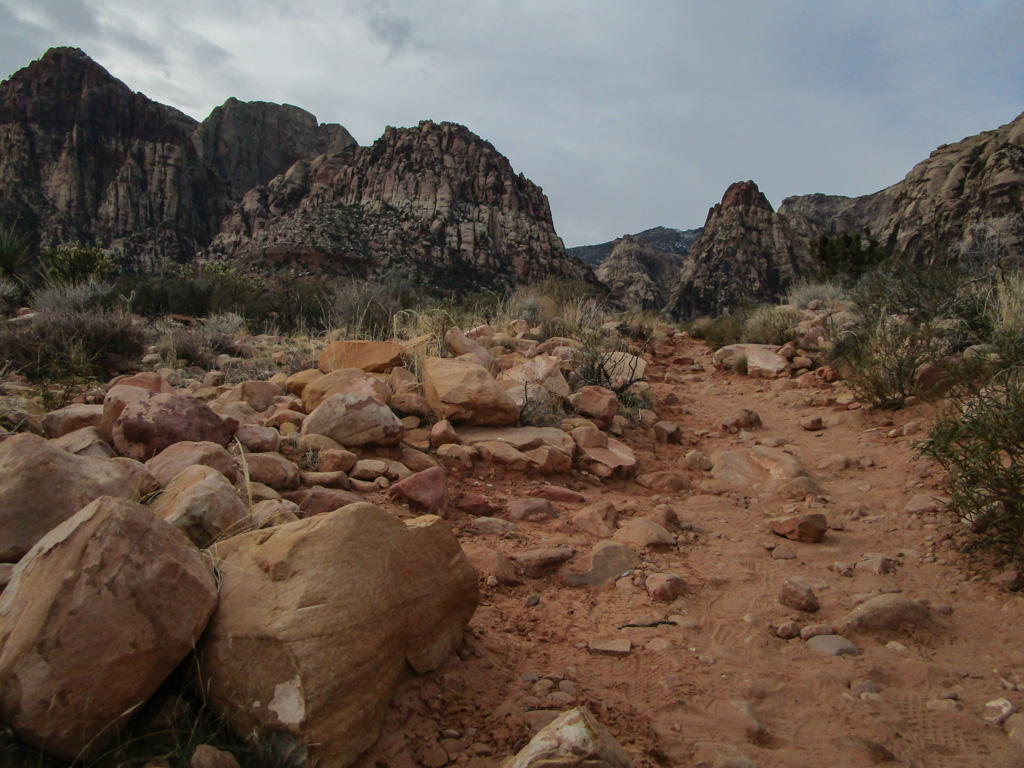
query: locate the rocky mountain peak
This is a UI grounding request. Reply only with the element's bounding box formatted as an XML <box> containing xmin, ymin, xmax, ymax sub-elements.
<box><xmin>717</xmin><ymin>180</ymin><xmax>773</xmax><ymax>216</ymax></box>
<box><xmin>667</xmin><ymin>181</ymin><xmax>815</xmax><ymax>319</ymax></box>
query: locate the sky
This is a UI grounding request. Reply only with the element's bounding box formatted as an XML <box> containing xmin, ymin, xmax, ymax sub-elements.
<box><xmin>1</xmin><ymin>1</ymin><xmax>1022</xmax><ymax>248</ymax></box>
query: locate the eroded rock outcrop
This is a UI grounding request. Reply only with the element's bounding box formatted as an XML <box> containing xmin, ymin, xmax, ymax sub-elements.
<box><xmin>207</xmin><ymin>120</ymin><xmax>593</xmax><ymax>290</ymax></box>
<box><xmin>595</xmin><ymin>235</ymin><xmax>686</xmax><ymax>311</ymax></box>
<box><xmin>667</xmin><ymin>181</ymin><xmax>816</xmax><ymax>319</ymax></box>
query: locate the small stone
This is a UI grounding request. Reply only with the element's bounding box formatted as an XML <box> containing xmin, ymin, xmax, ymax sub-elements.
<box><xmin>806</xmin><ymin>634</ymin><xmax>859</xmax><ymax>656</ymax></box>
<box><xmin>698</xmin><ymin>655</ymin><xmax>716</xmax><ymax>666</ymax></box>
<box><xmin>851</xmin><ymin>680</ymin><xmax>880</xmax><ymax>695</ymax></box>
<box><xmin>983</xmin><ymin>698</ymin><xmax>1017</xmax><ymax>726</ymax></box>
<box><xmin>991</xmin><ymin>569</ymin><xmax>1024</xmax><ymax>592</ymax></box>
<box><xmin>654</xmin><ymin>420</ymin><xmax>683</xmax><ymax>444</ymax></box>
<box><xmin>777</xmin><ymin>621</ymin><xmax>800</xmax><ymax>640</ymax></box>
<box><xmin>799</xmin><ymin>624</ymin><xmax>834</xmax><ymax>640</ymax></box>
<box><xmin>770</xmin><ymin>544</ymin><xmax>796</xmax><ymax>560</ymax></box>
<box><xmin>526</xmin><ymin>595</ymin><xmax>540</xmax><ymax>607</ymax></box>
<box><xmin>800</xmin><ymin>416</ymin><xmax>824</xmax><ymax>431</ymax></box>
<box><xmin>646</xmin><ymin>573</ymin><xmax>687</xmax><ymax>602</ymax></box>
<box><xmin>927</xmin><ymin>698</ymin><xmax>959</xmax><ymax>712</ymax></box>
<box><xmin>779</xmin><ymin>578</ymin><xmax>819</xmax><ymax>612</ymax></box>
<box><xmin>588</xmin><ymin>638</ymin><xmax>631</xmax><ymax>657</ymax></box>
<box><xmin>769</xmin><ymin>513</ymin><xmax>827</xmax><ymax>543</ymax></box>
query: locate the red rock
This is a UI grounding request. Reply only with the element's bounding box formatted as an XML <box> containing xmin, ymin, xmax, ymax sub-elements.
<box><xmin>530</xmin><ymin>486</ymin><xmax>586</xmax><ymax>503</ymax></box>
<box><xmin>241</xmin><ymin>452</ymin><xmax>300</xmax><ymax>491</ymax></box>
<box><xmin>0</xmin><ymin>497</ymin><xmax>217</xmax><ymax>760</ymax></box>
<box><xmin>280</xmin><ymin>487</ymin><xmax>364</xmax><ymax>517</ymax></box>
<box><xmin>455</xmin><ymin>494</ymin><xmax>501</xmax><ymax>516</ymax></box>
<box><xmin>388</xmin><ymin>467</ymin><xmax>449</xmax><ymax>516</ymax></box>
<box><xmin>991</xmin><ymin>569</ymin><xmax>1024</xmax><ymax>592</ymax></box>
<box><xmin>113</xmin><ymin>394</ymin><xmax>230</xmax><ymax>461</ymax></box>
<box><xmin>42</xmin><ymin>404</ymin><xmax>104</xmax><ymax>438</ymax></box>
<box><xmin>430</xmin><ymin>419</ymin><xmax>460</xmax><ymax>448</ymax></box>
<box><xmin>779</xmin><ymin>578</ymin><xmax>819</xmax><ymax>612</ymax></box>
<box><xmin>646</xmin><ymin>573</ymin><xmax>686</xmax><ymax>601</ymax></box>
<box><xmin>653</xmin><ymin>420</ymin><xmax>683</xmax><ymax>444</ymax></box>
<box><xmin>769</xmin><ymin>513</ymin><xmax>827</xmax><ymax>543</ymax></box>
<box><xmin>507</xmin><ymin>498</ymin><xmax>557</xmax><ymax>522</ymax></box>
<box><xmin>575</xmin><ymin>385</ymin><xmax>618</xmax><ymax>422</ymax></box>
<box><xmin>145</xmin><ymin>440</ymin><xmax>238</xmax><ymax>486</ymax></box>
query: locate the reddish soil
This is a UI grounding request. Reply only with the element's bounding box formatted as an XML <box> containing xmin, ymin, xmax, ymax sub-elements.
<box><xmin>355</xmin><ymin>335</ymin><xmax>1024</xmax><ymax>768</ymax></box>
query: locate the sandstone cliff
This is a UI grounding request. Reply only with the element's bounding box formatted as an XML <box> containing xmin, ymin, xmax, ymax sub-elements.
<box><xmin>666</xmin><ymin>181</ymin><xmax>815</xmax><ymax>320</ymax></box>
<box><xmin>0</xmin><ymin>48</ymin><xmax>354</xmax><ymax>269</ymax></box>
<box><xmin>207</xmin><ymin>121</ymin><xmax>592</xmax><ymax>291</ymax></box>
<box><xmin>594</xmin><ymin>235</ymin><xmax>686</xmax><ymax>311</ymax></box>
<box><xmin>780</xmin><ymin>111</ymin><xmax>1024</xmax><ymax>262</ymax></box>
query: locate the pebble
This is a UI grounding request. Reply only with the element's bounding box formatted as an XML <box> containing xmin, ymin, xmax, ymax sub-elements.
<box><xmin>926</xmin><ymin>698</ymin><xmax>959</xmax><ymax>712</ymax></box>
<box><xmin>851</xmin><ymin>680</ymin><xmax>881</xmax><ymax>695</ymax></box>
<box><xmin>779</xmin><ymin>578</ymin><xmax>820</xmax><ymax>613</ymax></box>
<box><xmin>771</xmin><ymin>545</ymin><xmax>796</xmax><ymax>560</ymax></box>
<box><xmin>526</xmin><ymin>595</ymin><xmax>540</xmax><ymax>607</ymax></box>
<box><xmin>799</xmin><ymin>624</ymin><xmax>834</xmax><ymax>640</ymax></box>
<box><xmin>983</xmin><ymin>698</ymin><xmax>1017</xmax><ymax>725</ymax></box>
<box><xmin>777</xmin><ymin>621</ymin><xmax>800</xmax><ymax>640</ymax></box>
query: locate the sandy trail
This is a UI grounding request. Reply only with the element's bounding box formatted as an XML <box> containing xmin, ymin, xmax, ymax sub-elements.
<box><xmin>356</xmin><ymin>334</ymin><xmax>1024</xmax><ymax>768</ymax></box>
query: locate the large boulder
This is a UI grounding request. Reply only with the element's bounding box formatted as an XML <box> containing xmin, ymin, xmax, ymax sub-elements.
<box><xmin>300</xmin><ymin>369</ymin><xmax>392</xmax><ymax>413</ymax></box>
<box><xmin>150</xmin><ymin>465</ymin><xmax>249</xmax><ymax>548</ymax></box>
<box><xmin>422</xmin><ymin>358</ymin><xmax>519</xmax><ymax>426</ymax></box>
<box><xmin>319</xmin><ymin>340</ymin><xmax>404</xmax><ymax>373</ymax></box>
<box><xmin>0</xmin><ymin>434</ymin><xmax>142</xmax><ymax>562</ymax></box>
<box><xmin>42</xmin><ymin>404</ymin><xmax>104</xmax><ymax>439</ymax></box>
<box><xmin>145</xmin><ymin>441</ymin><xmax>239</xmax><ymax>487</ymax></box>
<box><xmin>497</xmin><ymin>355</ymin><xmax>571</xmax><ymax>410</ymax></box>
<box><xmin>0</xmin><ymin>497</ymin><xmax>218</xmax><ymax>760</ymax></box>
<box><xmin>199</xmin><ymin>504</ymin><xmax>478</xmax><ymax>768</ymax></box>
<box><xmin>113</xmin><ymin>394</ymin><xmax>231</xmax><ymax>461</ymax></box>
<box><xmin>301</xmin><ymin>392</ymin><xmax>406</xmax><ymax>447</ymax></box>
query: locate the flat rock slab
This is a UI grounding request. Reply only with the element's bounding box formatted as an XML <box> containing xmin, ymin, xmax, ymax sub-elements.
<box><xmin>588</xmin><ymin>638</ymin><xmax>632</xmax><ymax>657</ymax></box>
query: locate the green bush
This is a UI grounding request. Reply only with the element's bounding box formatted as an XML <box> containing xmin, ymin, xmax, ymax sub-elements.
<box><xmin>920</xmin><ymin>366</ymin><xmax>1024</xmax><ymax>551</ymax></box>
<box><xmin>786</xmin><ymin>280</ymin><xmax>848</xmax><ymax>310</ymax></box>
<box><xmin>812</xmin><ymin>231</ymin><xmax>888</xmax><ymax>282</ymax></box>
<box><xmin>741</xmin><ymin>305</ymin><xmax>802</xmax><ymax>345</ymax></box>
<box><xmin>0</xmin><ymin>220</ymin><xmax>33</xmax><ymax>281</ymax></box>
<box><xmin>832</xmin><ymin>315</ymin><xmax>948</xmax><ymax>409</ymax></box>
<box><xmin>32</xmin><ymin>277</ymin><xmax>117</xmax><ymax>313</ymax></box>
<box><xmin>39</xmin><ymin>243</ymin><xmax>116</xmax><ymax>285</ymax></box>
<box><xmin>684</xmin><ymin>309</ymin><xmax>749</xmax><ymax>351</ymax></box>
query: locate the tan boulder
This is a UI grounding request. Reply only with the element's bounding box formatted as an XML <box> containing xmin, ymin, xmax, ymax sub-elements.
<box><xmin>241</xmin><ymin>452</ymin><xmax>301</xmax><ymax>491</ymax></box>
<box><xmin>837</xmin><ymin>594</ymin><xmax>948</xmax><ymax>636</ymax></box>
<box><xmin>233</xmin><ymin>423</ymin><xmax>280</xmax><ymax>453</ymax></box>
<box><xmin>444</xmin><ymin>327</ymin><xmax>496</xmax><ymax>372</ymax></box>
<box><xmin>113</xmin><ymin>394</ymin><xmax>231</xmax><ymax>461</ymax></box>
<box><xmin>422</xmin><ymin>358</ymin><xmax>519</xmax><ymax>426</ymax></box>
<box><xmin>573</xmin><ymin>385</ymin><xmax>619</xmax><ymax>422</ymax></box>
<box><xmin>249</xmin><ymin>499</ymin><xmax>301</xmax><ymax>530</ymax></box>
<box><xmin>457</xmin><ymin>425</ymin><xmax>575</xmax><ymax>456</ymax></box>
<box><xmin>199</xmin><ymin>504</ymin><xmax>478</xmax><ymax>768</ymax></box>
<box><xmin>0</xmin><ymin>497</ymin><xmax>217</xmax><ymax>760</ymax></box>
<box><xmin>571</xmin><ymin>427</ymin><xmax>636</xmax><ymax>478</ymax></box>
<box><xmin>49</xmin><ymin>426</ymin><xmax>115</xmax><ymax>459</ymax></box>
<box><xmin>612</xmin><ymin>519</ymin><xmax>676</xmax><ymax>550</ymax></box>
<box><xmin>284</xmin><ymin>369</ymin><xmax>323</xmax><ymax>397</ymax></box>
<box><xmin>769</xmin><ymin>513</ymin><xmax>828</xmax><ymax>543</ymax></box>
<box><xmin>0</xmin><ymin>434</ymin><xmax>141</xmax><ymax>562</ymax></box>
<box><xmin>216</xmin><ymin>380</ymin><xmax>283</xmax><ymax>413</ymax></box>
<box><xmin>744</xmin><ymin>345</ymin><xmax>789</xmax><ymax>378</ymax></box>
<box><xmin>145</xmin><ymin>441</ymin><xmax>238</xmax><ymax>487</ymax></box>
<box><xmin>42</xmin><ymin>403</ymin><xmax>104</xmax><ymax>438</ymax></box>
<box><xmin>302</xmin><ymin>392</ymin><xmax>405</xmax><ymax>447</ymax></box>
<box><xmin>319</xmin><ymin>340</ymin><xmax>404</xmax><ymax>373</ymax></box>
<box><xmin>150</xmin><ymin>465</ymin><xmax>249</xmax><ymax>548</ymax></box>
<box><xmin>573</xmin><ymin>502</ymin><xmax>618</xmax><ymax>538</ymax></box>
<box><xmin>301</xmin><ymin>369</ymin><xmax>393</xmax><ymax>413</ymax></box>
<box><xmin>461</xmin><ymin>543</ymin><xmax>520</xmax><ymax>585</ymax></box>
<box><xmin>114</xmin><ymin>371</ymin><xmax>175</xmax><ymax>394</ymax></box>
<box><xmin>562</xmin><ymin>542</ymin><xmax>640</xmax><ymax>587</ymax></box>
<box><xmin>497</xmin><ymin>355</ymin><xmax>571</xmax><ymax>409</ymax></box>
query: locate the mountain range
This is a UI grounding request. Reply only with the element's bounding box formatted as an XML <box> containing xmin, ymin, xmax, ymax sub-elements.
<box><xmin>1</xmin><ymin>47</ymin><xmax>1021</xmax><ymax>313</ymax></box>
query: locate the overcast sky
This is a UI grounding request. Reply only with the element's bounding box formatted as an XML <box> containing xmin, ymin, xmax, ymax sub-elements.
<box><xmin>2</xmin><ymin>1</ymin><xmax>1022</xmax><ymax>247</ymax></box>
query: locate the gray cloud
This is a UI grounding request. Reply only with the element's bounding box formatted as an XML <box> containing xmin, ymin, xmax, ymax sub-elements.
<box><xmin>2</xmin><ymin>1</ymin><xmax>1022</xmax><ymax>246</ymax></box>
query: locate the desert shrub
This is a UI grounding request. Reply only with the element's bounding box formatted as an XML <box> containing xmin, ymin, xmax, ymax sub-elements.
<box><xmin>0</xmin><ymin>276</ymin><xmax>21</xmax><ymax>315</ymax></box>
<box><xmin>812</xmin><ymin>231</ymin><xmax>888</xmax><ymax>283</ymax></box>
<box><xmin>0</xmin><ymin>309</ymin><xmax>145</xmax><ymax>380</ymax></box>
<box><xmin>32</xmin><ymin>277</ymin><xmax>117</xmax><ymax>313</ymax></box>
<box><xmin>831</xmin><ymin>315</ymin><xmax>948</xmax><ymax>408</ymax></box>
<box><xmin>685</xmin><ymin>308</ymin><xmax>750</xmax><ymax>351</ymax></box>
<box><xmin>538</xmin><ymin>296</ymin><xmax>606</xmax><ymax>341</ymax></box>
<box><xmin>39</xmin><ymin>242</ymin><xmax>116</xmax><ymax>285</ymax></box>
<box><xmin>203</xmin><ymin>312</ymin><xmax>247</xmax><ymax>354</ymax></box>
<box><xmin>0</xmin><ymin>219</ymin><xmax>33</xmax><ymax>281</ymax></box>
<box><xmin>741</xmin><ymin>305</ymin><xmax>802</xmax><ymax>345</ymax></box>
<box><xmin>327</xmin><ymin>270</ymin><xmax>417</xmax><ymax>339</ymax></box>
<box><xmin>124</xmin><ymin>262</ymin><xmax>266</xmax><ymax>321</ymax></box>
<box><xmin>787</xmin><ymin>280</ymin><xmax>848</xmax><ymax>310</ymax></box>
<box><xmin>920</xmin><ymin>366</ymin><xmax>1024</xmax><ymax>551</ymax></box>
<box><xmin>988</xmin><ymin>269</ymin><xmax>1024</xmax><ymax>363</ymax></box>
<box><xmin>153</xmin><ymin>323</ymin><xmax>214</xmax><ymax>368</ymax></box>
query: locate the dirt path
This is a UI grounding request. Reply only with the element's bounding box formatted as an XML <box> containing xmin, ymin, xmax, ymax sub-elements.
<box><xmin>356</xmin><ymin>335</ymin><xmax>1024</xmax><ymax>768</ymax></box>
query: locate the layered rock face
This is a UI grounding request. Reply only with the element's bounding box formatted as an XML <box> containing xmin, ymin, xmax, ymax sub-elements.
<box><xmin>208</xmin><ymin>120</ymin><xmax>591</xmax><ymax>291</ymax></box>
<box><xmin>595</xmin><ymin>235</ymin><xmax>686</xmax><ymax>311</ymax></box>
<box><xmin>780</xmin><ymin>111</ymin><xmax>1024</xmax><ymax>262</ymax></box>
<box><xmin>667</xmin><ymin>181</ymin><xmax>815</xmax><ymax>319</ymax></box>
<box><xmin>193</xmin><ymin>97</ymin><xmax>355</xmax><ymax>201</ymax></box>
<box><xmin>0</xmin><ymin>48</ymin><xmax>354</xmax><ymax>269</ymax></box>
